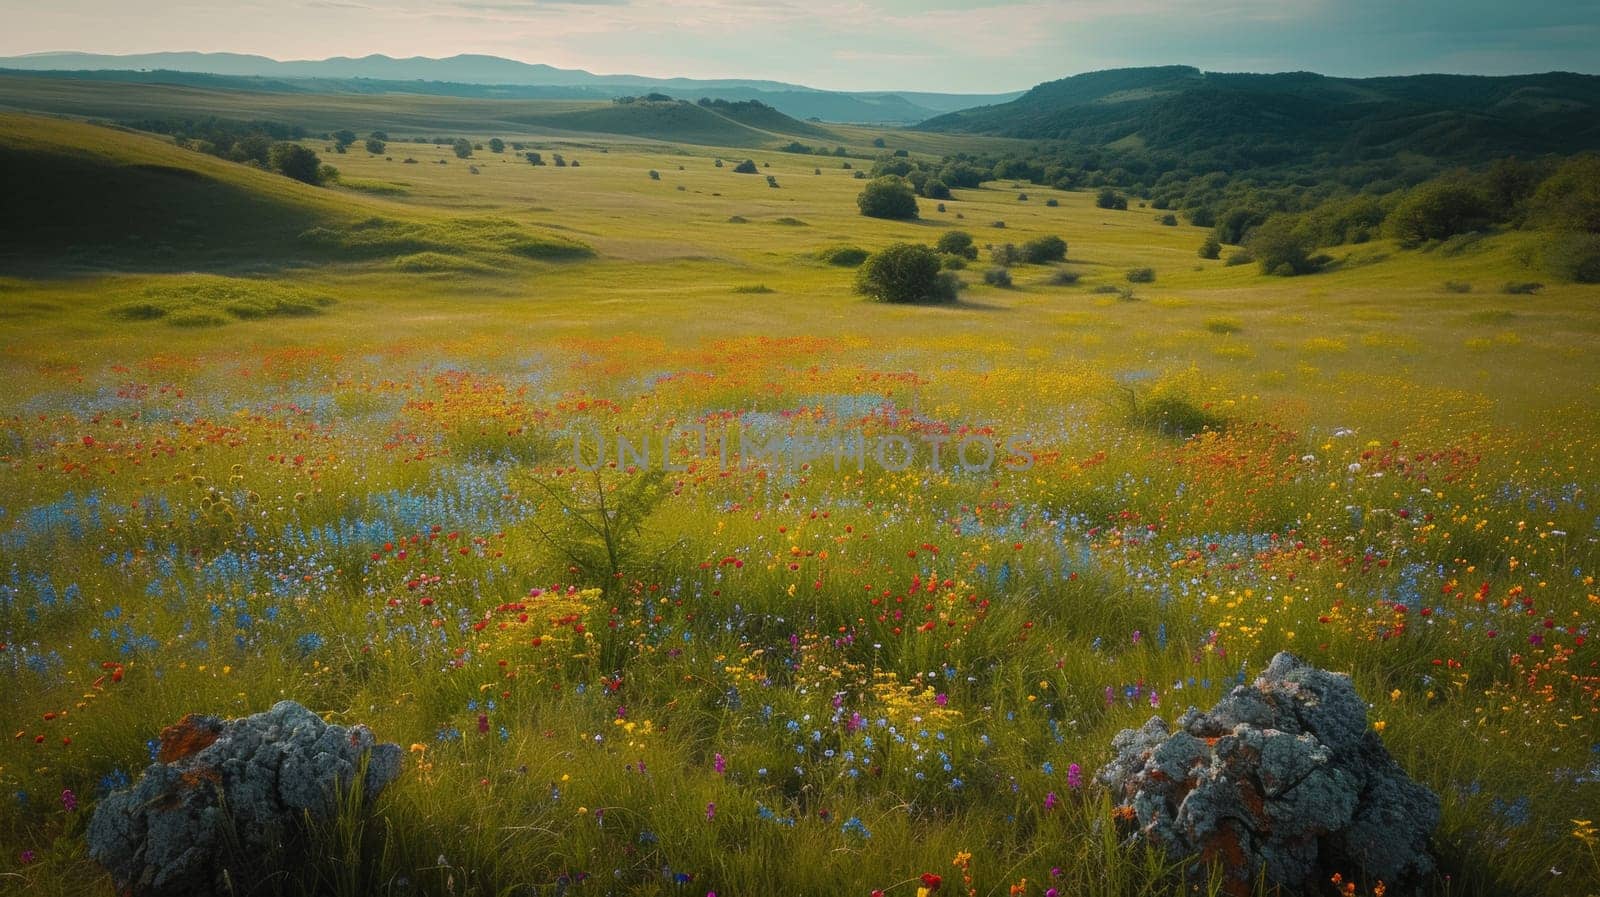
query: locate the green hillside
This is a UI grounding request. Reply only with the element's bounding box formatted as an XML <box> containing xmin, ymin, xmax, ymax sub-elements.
<box><xmin>0</xmin><ymin>113</ymin><xmax>590</xmax><ymax>273</ymax></box>
<box><xmin>921</xmin><ymin>66</ymin><xmax>1600</xmax><ymax>167</ymax></box>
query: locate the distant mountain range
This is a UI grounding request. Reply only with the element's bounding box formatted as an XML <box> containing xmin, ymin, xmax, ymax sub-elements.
<box><xmin>0</xmin><ymin>52</ymin><xmax>1023</xmax><ymax>124</ymax></box>
<box><xmin>919</xmin><ymin>65</ymin><xmax>1600</xmax><ymax>162</ymax></box>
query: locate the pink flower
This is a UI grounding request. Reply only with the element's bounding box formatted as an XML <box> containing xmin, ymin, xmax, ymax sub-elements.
<box><xmin>1044</xmin><ymin>791</ymin><xmax>1057</xmax><ymax>810</ymax></box>
<box><xmin>935</xmin><ymin>693</ymin><xmax>948</xmax><ymax>707</ymax></box>
<box><xmin>477</xmin><ymin>714</ymin><xmax>489</xmax><ymax>734</ymax></box>
<box><xmin>706</xmin><ymin>802</ymin><xmax>717</xmax><ymax>821</ymax></box>
<box><xmin>1067</xmin><ymin>763</ymin><xmax>1082</xmax><ymax>790</ymax></box>
<box><xmin>62</xmin><ymin>789</ymin><xmax>77</xmax><ymax>812</ymax></box>
<box><xmin>713</xmin><ymin>753</ymin><xmax>726</xmax><ymax>774</ymax></box>
<box><xmin>19</xmin><ymin>850</ymin><xmax>36</xmax><ymax>865</ymax></box>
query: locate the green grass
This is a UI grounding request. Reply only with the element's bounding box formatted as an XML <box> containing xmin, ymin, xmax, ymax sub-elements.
<box><xmin>0</xmin><ymin>95</ymin><xmax>1597</xmax><ymax>897</ymax></box>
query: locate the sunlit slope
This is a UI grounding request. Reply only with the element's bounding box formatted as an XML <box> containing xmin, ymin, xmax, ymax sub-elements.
<box><xmin>0</xmin><ymin>114</ymin><xmax>592</xmax><ymax>273</ymax></box>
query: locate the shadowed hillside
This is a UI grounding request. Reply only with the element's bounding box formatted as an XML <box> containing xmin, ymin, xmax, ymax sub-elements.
<box><xmin>0</xmin><ymin>114</ymin><xmax>591</xmax><ymax>274</ymax></box>
<box><xmin>921</xmin><ymin>66</ymin><xmax>1600</xmax><ymax>166</ymax></box>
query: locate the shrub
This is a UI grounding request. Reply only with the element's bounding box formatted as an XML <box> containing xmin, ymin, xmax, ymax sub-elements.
<box><xmin>1096</xmin><ymin>188</ymin><xmax>1128</xmax><ymax>210</ymax></box>
<box><xmin>452</xmin><ymin>139</ymin><xmax>473</xmax><ymax>159</ymax></box>
<box><xmin>856</xmin><ymin>176</ymin><xmax>919</xmax><ymax>220</ymax></box>
<box><xmin>990</xmin><ymin>243</ymin><xmax>1020</xmax><ymax>266</ymax></box>
<box><xmin>935</xmin><ymin>230</ymin><xmax>978</xmax><ymax>260</ymax></box>
<box><xmin>1047</xmin><ymin>269</ymin><xmax>1080</xmax><ymax>286</ymax></box>
<box><xmin>648</xmin><ymin>170</ymin><xmax>661</xmax><ymax>180</ymax></box>
<box><xmin>1125</xmin><ymin>267</ymin><xmax>1155</xmax><ymax>284</ymax></box>
<box><xmin>936</xmin><ymin>203</ymin><xmax>947</xmax><ymax>213</ymax></box>
<box><xmin>1204</xmin><ymin>317</ymin><xmax>1243</xmax><ymax>334</ymax></box>
<box><xmin>731</xmin><ymin>284</ymin><xmax>774</xmax><ymax>294</ymax></box>
<box><xmin>1198</xmin><ymin>237</ymin><xmax>1221</xmax><ymax>259</ymax></box>
<box><xmin>1250</xmin><ymin>215</ymin><xmax>1319</xmax><ymax>276</ymax></box>
<box><xmin>1017</xmin><ymin>192</ymin><xmax>1029</xmax><ymax>202</ymax></box>
<box><xmin>1442</xmin><ymin>281</ymin><xmax>1472</xmax><ymax>293</ymax></box>
<box><xmin>923</xmin><ymin>179</ymin><xmax>951</xmax><ymax>200</ymax></box>
<box><xmin>1045</xmin><ymin>198</ymin><xmax>1059</xmax><ymax>207</ymax></box>
<box><xmin>733</xmin><ymin>159</ymin><xmax>759</xmax><ymax>174</ymax></box>
<box><xmin>1224</xmin><ymin>249</ymin><xmax>1254</xmax><ymax>267</ymax></box>
<box><xmin>269</xmin><ymin>143</ymin><xmax>324</xmax><ymax>185</ymax></box>
<box><xmin>526</xmin><ymin>152</ymin><xmax>543</xmax><ymax>165</ymax></box>
<box><xmin>1387</xmin><ymin>182</ymin><xmax>1491</xmax><ymax>247</ymax></box>
<box><xmin>992</xmin><ymin>220</ymin><xmax>1006</xmax><ymax>229</ymax></box>
<box><xmin>1158</xmin><ymin>213</ymin><xmax>1178</xmax><ymax>226</ymax></box>
<box><xmin>941</xmin><ymin>256</ymin><xmax>967</xmax><ymax>270</ymax></box>
<box><xmin>983</xmin><ymin>267</ymin><xmax>1013</xmax><ymax>288</ymax></box>
<box><xmin>1529</xmin><ymin>156</ymin><xmax>1600</xmax><ymax>233</ymax></box>
<box><xmin>1502</xmin><ymin>281</ymin><xmax>1544</xmax><ymax>294</ymax></box>
<box><xmin>853</xmin><ymin>171</ymin><xmax>867</xmax><ymax>179</ymax></box>
<box><xmin>820</xmin><ymin>246</ymin><xmax>869</xmax><ymax>267</ymax></box>
<box><xmin>1118</xmin><ymin>388</ymin><xmax>1226</xmax><ymax>438</ymax></box>
<box><xmin>488</xmin><ymin>138</ymin><xmax>505</xmax><ymax>153</ymax></box>
<box><xmin>1021</xmin><ymin>235</ymin><xmax>1067</xmax><ymax>263</ymax></box>
<box><xmin>766</xmin><ymin>175</ymin><xmax>780</xmax><ymax>188</ymax></box>
<box><xmin>1541</xmin><ymin>231</ymin><xmax>1600</xmax><ymax>282</ymax></box>
<box><xmin>364</xmin><ymin>138</ymin><xmax>386</xmax><ymax>155</ymax></box>
<box><xmin>854</xmin><ymin>243</ymin><xmax>950</xmax><ymax>303</ymax></box>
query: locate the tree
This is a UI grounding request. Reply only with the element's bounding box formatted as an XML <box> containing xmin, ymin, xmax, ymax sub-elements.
<box><xmin>1096</xmin><ymin>188</ymin><xmax>1128</xmax><ymax>210</ymax></box>
<box><xmin>1250</xmin><ymin>215</ymin><xmax>1318</xmax><ymax>275</ymax></box>
<box><xmin>733</xmin><ymin>159</ymin><xmax>759</xmax><ymax>174</ymax></box>
<box><xmin>856</xmin><ymin>176</ymin><xmax>919</xmax><ymax>220</ymax></box>
<box><xmin>1386</xmin><ymin>182</ymin><xmax>1490</xmax><ymax>247</ymax></box>
<box><xmin>872</xmin><ymin>137</ymin><xmax>887</xmax><ymax>148</ymax></box>
<box><xmin>453</xmin><ymin>139</ymin><xmax>473</xmax><ymax>159</ymax></box>
<box><xmin>526</xmin><ymin>151</ymin><xmax>544</xmax><ymax>165</ymax></box>
<box><xmin>854</xmin><ymin>244</ymin><xmax>955</xmax><ymax>303</ymax></box>
<box><xmin>332</xmin><ymin>129</ymin><xmax>357</xmax><ymax>149</ymax></box>
<box><xmin>648</xmin><ymin>169</ymin><xmax>661</xmax><ymax>180</ymax></box>
<box><xmin>488</xmin><ymin>138</ymin><xmax>505</xmax><ymax>153</ymax></box>
<box><xmin>935</xmin><ymin>230</ymin><xmax>978</xmax><ymax>260</ymax></box>
<box><xmin>269</xmin><ymin>143</ymin><xmax>323</xmax><ymax>185</ymax></box>
<box><xmin>1529</xmin><ymin>156</ymin><xmax>1600</xmax><ymax>233</ymax></box>
<box><xmin>1198</xmin><ymin>236</ymin><xmax>1222</xmax><ymax>259</ymax></box>
<box><xmin>922</xmin><ymin>179</ymin><xmax>951</xmax><ymax>200</ymax></box>
<box><xmin>1021</xmin><ymin>235</ymin><xmax>1067</xmax><ymax>263</ymax></box>
<box><xmin>364</xmin><ymin>138</ymin><xmax>386</xmax><ymax>155</ymax></box>
<box><xmin>369</xmin><ymin>130</ymin><xmax>388</xmax><ymax>141</ymax></box>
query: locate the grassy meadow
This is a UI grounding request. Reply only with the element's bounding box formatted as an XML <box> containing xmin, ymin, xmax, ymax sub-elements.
<box><xmin>1</xmin><ymin>105</ymin><xmax>1598</xmax><ymax>897</ymax></box>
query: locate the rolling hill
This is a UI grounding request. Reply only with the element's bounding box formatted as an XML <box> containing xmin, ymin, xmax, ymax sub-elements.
<box><xmin>0</xmin><ymin>113</ymin><xmax>590</xmax><ymax>273</ymax></box>
<box><xmin>0</xmin><ymin>52</ymin><xmax>1024</xmax><ymax>124</ymax></box>
<box><xmin>920</xmin><ymin>66</ymin><xmax>1600</xmax><ymax>164</ymax></box>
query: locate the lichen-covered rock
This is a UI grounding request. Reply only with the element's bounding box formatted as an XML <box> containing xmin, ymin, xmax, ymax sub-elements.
<box><xmin>88</xmin><ymin>701</ymin><xmax>402</xmax><ymax>897</ymax></box>
<box><xmin>1097</xmin><ymin>652</ymin><xmax>1439</xmax><ymax>896</ymax></box>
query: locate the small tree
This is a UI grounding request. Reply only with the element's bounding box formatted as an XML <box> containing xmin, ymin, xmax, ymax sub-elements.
<box><xmin>854</xmin><ymin>244</ymin><xmax>953</xmax><ymax>303</ymax></box>
<box><xmin>733</xmin><ymin>159</ymin><xmax>759</xmax><ymax>174</ymax></box>
<box><xmin>488</xmin><ymin>138</ymin><xmax>505</xmax><ymax>153</ymax></box>
<box><xmin>1021</xmin><ymin>235</ymin><xmax>1067</xmax><ymax>263</ymax></box>
<box><xmin>1096</xmin><ymin>188</ymin><xmax>1128</xmax><ymax>210</ymax></box>
<box><xmin>1251</xmin><ymin>215</ymin><xmax>1318</xmax><ymax>275</ymax></box>
<box><xmin>1198</xmin><ymin>236</ymin><xmax>1222</xmax><ymax>259</ymax></box>
<box><xmin>856</xmin><ymin>176</ymin><xmax>919</xmax><ymax>220</ymax></box>
<box><xmin>526</xmin><ymin>151</ymin><xmax>544</xmax><ymax>166</ymax></box>
<box><xmin>1387</xmin><ymin>182</ymin><xmax>1490</xmax><ymax>247</ymax></box>
<box><xmin>453</xmin><ymin>139</ymin><xmax>473</xmax><ymax>159</ymax></box>
<box><xmin>935</xmin><ymin>230</ymin><xmax>978</xmax><ymax>260</ymax></box>
<box><xmin>332</xmin><ymin>129</ymin><xmax>357</xmax><ymax>150</ymax></box>
<box><xmin>552</xmin><ymin>153</ymin><xmax>567</xmax><ymax>167</ymax></box>
<box><xmin>364</xmin><ymin>138</ymin><xmax>386</xmax><ymax>155</ymax></box>
<box><xmin>990</xmin><ymin>243</ymin><xmax>1020</xmax><ymax>266</ymax></box>
<box><xmin>648</xmin><ymin>169</ymin><xmax>661</xmax><ymax>180</ymax></box>
<box><xmin>923</xmin><ymin>179</ymin><xmax>951</xmax><ymax>200</ymax></box>
<box><xmin>270</xmin><ymin>143</ymin><xmax>323</xmax><ymax>185</ymax></box>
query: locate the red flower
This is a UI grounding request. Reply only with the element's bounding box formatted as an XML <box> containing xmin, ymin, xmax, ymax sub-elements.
<box><xmin>921</xmin><ymin>873</ymin><xmax>943</xmax><ymax>891</ymax></box>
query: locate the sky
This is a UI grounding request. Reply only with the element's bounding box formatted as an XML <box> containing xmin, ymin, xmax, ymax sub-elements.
<box><xmin>1</xmin><ymin>0</ymin><xmax>1597</xmax><ymax>92</ymax></box>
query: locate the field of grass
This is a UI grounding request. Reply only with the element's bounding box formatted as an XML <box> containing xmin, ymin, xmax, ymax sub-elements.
<box><xmin>1</xmin><ymin>109</ymin><xmax>1597</xmax><ymax>897</ymax></box>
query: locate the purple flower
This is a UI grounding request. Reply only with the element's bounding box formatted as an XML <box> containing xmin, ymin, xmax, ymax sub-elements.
<box><xmin>706</xmin><ymin>802</ymin><xmax>716</xmax><ymax>821</ymax></box>
<box><xmin>1044</xmin><ymin>791</ymin><xmax>1057</xmax><ymax>810</ymax></box>
<box><xmin>713</xmin><ymin>753</ymin><xmax>726</xmax><ymax>774</ymax></box>
<box><xmin>1067</xmin><ymin>763</ymin><xmax>1083</xmax><ymax>790</ymax></box>
<box><xmin>61</xmin><ymin>789</ymin><xmax>77</xmax><ymax>812</ymax></box>
<box><xmin>19</xmin><ymin>850</ymin><xmax>36</xmax><ymax>865</ymax></box>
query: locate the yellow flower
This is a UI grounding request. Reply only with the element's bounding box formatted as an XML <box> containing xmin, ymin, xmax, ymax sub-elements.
<box><xmin>1373</xmin><ymin>720</ymin><xmax>1387</xmax><ymax>733</ymax></box>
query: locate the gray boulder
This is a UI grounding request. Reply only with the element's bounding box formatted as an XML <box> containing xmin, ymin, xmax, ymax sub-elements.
<box><xmin>88</xmin><ymin>700</ymin><xmax>403</xmax><ymax>897</ymax></box>
<box><xmin>1097</xmin><ymin>652</ymin><xmax>1439</xmax><ymax>896</ymax></box>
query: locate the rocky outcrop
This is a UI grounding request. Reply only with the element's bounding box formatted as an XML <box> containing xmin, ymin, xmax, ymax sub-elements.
<box><xmin>88</xmin><ymin>701</ymin><xmax>402</xmax><ymax>897</ymax></box>
<box><xmin>1097</xmin><ymin>652</ymin><xmax>1439</xmax><ymax>896</ymax></box>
